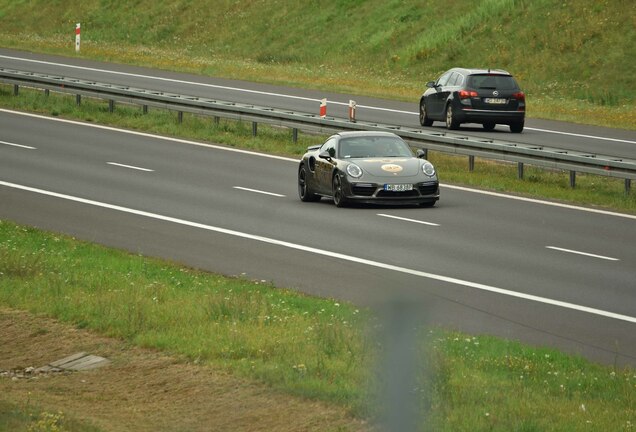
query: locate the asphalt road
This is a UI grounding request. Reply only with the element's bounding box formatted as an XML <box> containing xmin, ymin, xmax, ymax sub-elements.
<box><xmin>1</xmin><ymin>47</ymin><xmax>635</xmax><ymax>159</ymax></box>
<box><xmin>1</xmin><ymin>109</ymin><xmax>635</xmax><ymax>367</ymax></box>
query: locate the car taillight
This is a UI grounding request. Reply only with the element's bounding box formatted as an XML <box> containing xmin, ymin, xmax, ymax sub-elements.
<box><xmin>512</xmin><ymin>92</ymin><xmax>525</xmax><ymax>102</ymax></box>
<box><xmin>459</xmin><ymin>90</ymin><xmax>478</xmax><ymax>99</ymax></box>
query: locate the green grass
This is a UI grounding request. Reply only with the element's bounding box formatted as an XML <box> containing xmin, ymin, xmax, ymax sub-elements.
<box><xmin>2</xmin><ymin>84</ymin><xmax>635</xmax><ymax>215</ymax></box>
<box><xmin>1</xmin><ymin>221</ymin><xmax>634</xmax><ymax>431</ymax></box>
<box><xmin>0</xmin><ymin>400</ymin><xmax>101</xmax><ymax>432</ymax></box>
<box><xmin>0</xmin><ymin>0</ymin><xmax>634</xmax><ymax>129</ymax></box>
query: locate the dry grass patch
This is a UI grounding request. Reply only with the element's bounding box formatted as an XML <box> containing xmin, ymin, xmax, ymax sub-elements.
<box><xmin>0</xmin><ymin>307</ymin><xmax>369</xmax><ymax>432</ymax></box>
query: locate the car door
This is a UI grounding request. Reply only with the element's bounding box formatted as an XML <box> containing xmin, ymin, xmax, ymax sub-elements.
<box><xmin>314</xmin><ymin>138</ymin><xmax>337</xmax><ymax>195</ymax></box>
<box><xmin>426</xmin><ymin>71</ymin><xmax>453</xmax><ymax>119</ymax></box>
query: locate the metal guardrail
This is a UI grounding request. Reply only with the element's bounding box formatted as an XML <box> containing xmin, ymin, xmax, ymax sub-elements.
<box><xmin>1</xmin><ymin>67</ymin><xmax>634</xmax><ymax>191</ymax></box>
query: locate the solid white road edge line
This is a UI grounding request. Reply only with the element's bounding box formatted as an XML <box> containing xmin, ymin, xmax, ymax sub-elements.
<box><xmin>546</xmin><ymin>246</ymin><xmax>619</xmax><ymax>261</ymax></box>
<box><xmin>2</xmin><ymin>108</ymin><xmax>635</xmax><ymax>220</ymax></box>
<box><xmin>377</xmin><ymin>213</ymin><xmax>440</xmax><ymax>227</ymax></box>
<box><xmin>3</xmin><ymin>55</ymin><xmax>635</xmax><ymax>144</ymax></box>
<box><xmin>2</xmin><ymin>180</ymin><xmax>635</xmax><ymax>325</ymax></box>
<box><xmin>0</xmin><ymin>139</ymin><xmax>36</xmax><ymax>150</ymax></box>
<box><xmin>107</xmin><ymin>162</ymin><xmax>154</xmax><ymax>172</ymax></box>
<box><xmin>0</xmin><ymin>54</ymin><xmax>410</xmax><ymax>114</ymax></box>
<box><xmin>233</xmin><ymin>186</ymin><xmax>285</xmax><ymax>197</ymax></box>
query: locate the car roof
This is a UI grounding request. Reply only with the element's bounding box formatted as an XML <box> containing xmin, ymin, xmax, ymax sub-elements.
<box><xmin>334</xmin><ymin>131</ymin><xmax>401</xmax><ymax>139</ymax></box>
<box><xmin>449</xmin><ymin>67</ymin><xmax>512</xmax><ymax>76</ymax></box>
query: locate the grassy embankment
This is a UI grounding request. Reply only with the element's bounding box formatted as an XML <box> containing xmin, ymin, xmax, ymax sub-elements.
<box><xmin>0</xmin><ymin>0</ymin><xmax>633</xmax><ymax>128</ymax></box>
<box><xmin>1</xmin><ymin>221</ymin><xmax>635</xmax><ymax>431</ymax></box>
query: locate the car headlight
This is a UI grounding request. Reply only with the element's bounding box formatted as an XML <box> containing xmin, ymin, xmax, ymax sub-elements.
<box><xmin>346</xmin><ymin>163</ymin><xmax>363</xmax><ymax>178</ymax></box>
<box><xmin>422</xmin><ymin>162</ymin><xmax>436</xmax><ymax>177</ymax></box>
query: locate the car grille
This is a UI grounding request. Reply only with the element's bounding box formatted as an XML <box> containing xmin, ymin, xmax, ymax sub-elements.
<box><xmin>352</xmin><ymin>184</ymin><xmax>376</xmax><ymax>196</ymax></box>
<box><xmin>376</xmin><ymin>190</ymin><xmax>419</xmax><ymax>198</ymax></box>
<box><xmin>417</xmin><ymin>183</ymin><xmax>438</xmax><ymax>196</ymax></box>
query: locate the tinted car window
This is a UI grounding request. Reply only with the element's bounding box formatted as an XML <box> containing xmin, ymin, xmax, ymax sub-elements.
<box><xmin>448</xmin><ymin>72</ymin><xmax>464</xmax><ymax>86</ymax></box>
<box><xmin>436</xmin><ymin>71</ymin><xmax>453</xmax><ymax>86</ymax></box>
<box><xmin>320</xmin><ymin>138</ymin><xmax>337</xmax><ymax>158</ymax></box>
<box><xmin>467</xmin><ymin>75</ymin><xmax>518</xmax><ymax>90</ymax></box>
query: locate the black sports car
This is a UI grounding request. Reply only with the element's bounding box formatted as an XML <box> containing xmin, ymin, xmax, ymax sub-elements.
<box><xmin>298</xmin><ymin>131</ymin><xmax>439</xmax><ymax>207</ymax></box>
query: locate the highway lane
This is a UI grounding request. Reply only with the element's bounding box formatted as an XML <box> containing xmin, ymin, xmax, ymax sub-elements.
<box><xmin>2</xmin><ymin>48</ymin><xmax>635</xmax><ymax>159</ymax></box>
<box><xmin>1</xmin><ymin>109</ymin><xmax>635</xmax><ymax>367</ymax></box>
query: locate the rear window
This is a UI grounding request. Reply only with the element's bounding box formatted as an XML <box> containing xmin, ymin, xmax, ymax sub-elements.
<box><xmin>467</xmin><ymin>74</ymin><xmax>518</xmax><ymax>90</ymax></box>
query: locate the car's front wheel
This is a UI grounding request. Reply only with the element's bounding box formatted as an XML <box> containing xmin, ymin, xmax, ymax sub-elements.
<box><xmin>332</xmin><ymin>174</ymin><xmax>348</xmax><ymax>208</ymax></box>
<box><xmin>298</xmin><ymin>164</ymin><xmax>320</xmax><ymax>202</ymax></box>
<box><xmin>446</xmin><ymin>104</ymin><xmax>460</xmax><ymax>130</ymax></box>
<box><xmin>419</xmin><ymin>101</ymin><xmax>433</xmax><ymax>127</ymax></box>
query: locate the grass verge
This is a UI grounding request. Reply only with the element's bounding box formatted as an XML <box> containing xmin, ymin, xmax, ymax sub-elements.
<box><xmin>1</xmin><ymin>221</ymin><xmax>634</xmax><ymax>431</ymax></box>
<box><xmin>0</xmin><ymin>0</ymin><xmax>634</xmax><ymax>130</ymax></box>
<box><xmin>0</xmin><ymin>401</ymin><xmax>100</xmax><ymax>432</ymax></box>
<box><xmin>1</xmin><ymin>84</ymin><xmax>635</xmax><ymax>215</ymax></box>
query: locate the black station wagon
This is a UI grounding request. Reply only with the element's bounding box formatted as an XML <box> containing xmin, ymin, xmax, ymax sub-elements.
<box><xmin>419</xmin><ymin>68</ymin><xmax>526</xmax><ymax>133</ymax></box>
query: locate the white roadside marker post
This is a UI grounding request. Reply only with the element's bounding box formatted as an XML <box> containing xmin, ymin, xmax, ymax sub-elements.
<box><xmin>75</xmin><ymin>23</ymin><xmax>81</xmax><ymax>53</ymax></box>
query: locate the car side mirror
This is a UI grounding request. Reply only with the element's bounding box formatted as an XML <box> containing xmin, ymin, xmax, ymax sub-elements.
<box><xmin>319</xmin><ymin>150</ymin><xmax>332</xmax><ymax>160</ymax></box>
<box><xmin>416</xmin><ymin>149</ymin><xmax>427</xmax><ymax>159</ymax></box>
<box><xmin>426</xmin><ymin>81</ymin><xmax>436</xmax><ymax>88</ymax></box>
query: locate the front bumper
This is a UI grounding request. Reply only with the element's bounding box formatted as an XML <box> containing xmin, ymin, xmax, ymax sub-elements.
<box><xmin>344</xmin><ymin>181</ymin><xmax>440</xmax><ymax>205</ymax></box>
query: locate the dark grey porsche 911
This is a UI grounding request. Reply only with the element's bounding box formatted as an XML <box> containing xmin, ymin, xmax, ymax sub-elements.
<box><xmin>298</xmin><ymin>131</ymin><xmax>439</xmax><ymax>207</ymax></box>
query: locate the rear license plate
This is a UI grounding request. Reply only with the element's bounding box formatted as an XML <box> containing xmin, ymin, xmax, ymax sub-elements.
<box><xmin>384</xmin><ymin>184</ymin><xmax>413</xmax><ymax>192</ymax></box>
<box><xmin>484</xmin><ymin>98</ymin><xmax>507</xmax><ymax>104</ymax></box>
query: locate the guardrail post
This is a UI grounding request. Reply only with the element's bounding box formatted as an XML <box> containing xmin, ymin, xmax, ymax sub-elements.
<box><xmin>626</xmin><ymin>179</ymin><xmax>631</xmax><ymax>194</ymax></box>
<box><xmin>518</xmin><ymin>162</ymin><xmax>524</xmax><ymax>179</ymax></box>
<box><xmin>76</xmin><ymin>94</ymin><xmax>81</xmax><ymax>106</ymax></box>
<box><xmin>214</xmin><ymin>116</ymin><xmax>220</xmax><ymax>125</ymax></box>
<box><xmin>252</xmin><ymin>121</ymin><xmax>258</xmax><ymax>137</ymax></box>
<box><xmin>178</xmin><ymin>111</ymin><xmax>183</xmax><ymax>124</ymax></box>
<box><xmin>569</xmin><ymin>171</ymin><xmax>576</xmax><ymax>188</ymax></box>
<box><xmin>13</xmin><ymin>84</ymin><xmax>19</xmax><ymax>96</ymax></box>
<box><xmin>142</xmin><ymin>105</ymin><xmax>148</xmax><ymax>114</ymax></box>
<box><xmin>44</xmin><ymin>89</ymin><xmax>49</xmax><ymax>98</ymax></box>
<box><xmin>108</xmin><ymin>100</ymin><xmax>115</xmax><ymax>113</ymax></box>
<box><xmin>468</xmin><ymin>155</ymin><xmax>475</xmax><ymax>172</ymax></box>
<box><xmin>292</xmin><ymin>128</ymin><xmax>298</xmax><ymax>143</ymax></box>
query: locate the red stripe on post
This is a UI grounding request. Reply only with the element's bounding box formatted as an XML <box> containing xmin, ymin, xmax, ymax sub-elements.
<box><xmin>319</xmin><ymin>98</ymin><xmax>327</xmax><ymax>118</ymax></box>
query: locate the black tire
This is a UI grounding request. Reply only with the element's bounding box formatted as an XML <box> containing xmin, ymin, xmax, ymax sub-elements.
<box><xmin>332</xmin><ymin>174</ymin><xmax>348</xmax><ymax>208</ymax></box>
<box><xmin>445</xmin><ymin>104</ymin><xmax>460</xmax><ymax>130</ymax></box>
<box><xmin>298</xmin><ymin>164</ymin><xmax>320</xmax><ymax>202</ymax></box>
<box><xmin>510</xmin><ymin>121</ymin><xmax>524</xmax><ymax>133</ymax></box>
<box><xmin>482</xmin><ymin>122</ymin><xmax>496</xmax><ymax>131</ymax></box>
<box><xmin>419</xmin><ymin>101</ymin><xmax>433</xmax><ymax>127</ymax></box>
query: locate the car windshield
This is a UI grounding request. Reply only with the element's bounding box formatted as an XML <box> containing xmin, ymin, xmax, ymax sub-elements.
<box><xmin>338</xmin><ymin>137</ymin><xmax>413</xmax><ymax>159</ymax></box>
<box><xmin>467</xmin><ymin>74</ymin><xmax>518</xmax><ymax>90</ymax></box>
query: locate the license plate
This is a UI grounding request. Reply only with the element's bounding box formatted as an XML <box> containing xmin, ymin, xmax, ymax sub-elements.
<box><xmin>384</xmin><ymin>184</ymin><xmax>413</xmax><ymax>192</ymax></box>
<box><xmin>484</xmin><ymin>98</ymin><xmax>507</xmax><ymax>104</ymax></box>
